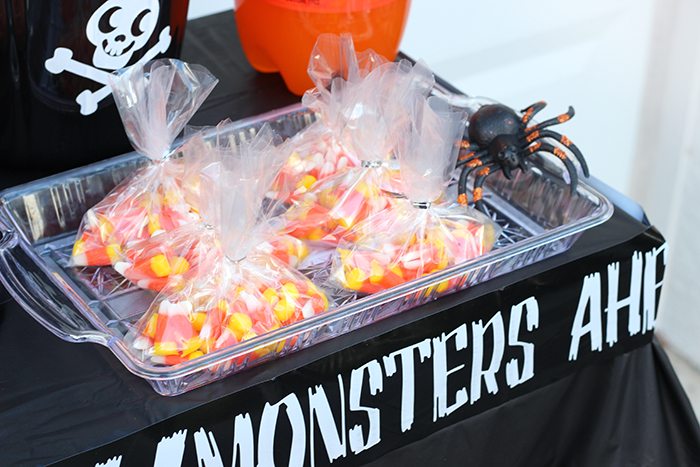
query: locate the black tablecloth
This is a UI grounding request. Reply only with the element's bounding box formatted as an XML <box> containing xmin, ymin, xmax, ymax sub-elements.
<box><xmin>1</xmin><ymin>12</ymin><xmax>699</xmax><ymax>467</ymax></box>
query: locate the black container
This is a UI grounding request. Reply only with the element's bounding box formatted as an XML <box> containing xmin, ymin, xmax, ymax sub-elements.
<box><xmin>1</xmin><ymin>0</ymin><xmax>189</xmax><ymax>171</ymax></box>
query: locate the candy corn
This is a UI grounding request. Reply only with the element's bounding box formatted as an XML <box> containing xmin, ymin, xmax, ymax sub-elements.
<box><xmin>135</xmin><ymin>273</ymin><xmax>329</xmax><ymax>367</ymax></box>
<box><xmin>283</xmin><ymin>169</ymin><xmax>394</xmax><ymax>245</ymax></box>
<box><xmin>270</xmin><ymin>134</ymin><xmax>357</xmax><ymax>202</ymax></box>
<box><xmin>70</xmin><ymin>175</ymin><xmax>198</xmax><ymax>267</ymax></box>
<box><xmin>258</xmin><ymin>234</ymin><xmax>310</xmax><ymax>269</ymax></box>
<box><xmin>113</xmin><ymin>226</ymin><xmax>207</xmax><ymax>292</ymax></box>
<box><xmin>333</xmin><ymin>216</ymin><xmax>493</xmax><ymax>295</ymax></box>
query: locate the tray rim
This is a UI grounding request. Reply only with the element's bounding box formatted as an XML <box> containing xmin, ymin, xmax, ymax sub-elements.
<box><xmin>0</xmin><ymin>105</ymin><xmax>614</xmax><ymax>382</ymax></box>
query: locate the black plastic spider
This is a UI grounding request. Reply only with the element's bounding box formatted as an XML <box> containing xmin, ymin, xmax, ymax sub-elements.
<box><xmin>456</xmin><ymin>101</ymin><xmax>590</xmax><ymax>212</ymax></box>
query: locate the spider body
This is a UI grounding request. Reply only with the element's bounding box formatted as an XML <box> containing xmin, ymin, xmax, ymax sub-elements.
<box><xmin>468</xmin><ymin>104</ymin><xmax>520</xmax><ymax>146</ymax></box>
<box><xmin>457</xmin><ymin>101</ymin><xmax>590</xmax><ymax>212</ymax></box>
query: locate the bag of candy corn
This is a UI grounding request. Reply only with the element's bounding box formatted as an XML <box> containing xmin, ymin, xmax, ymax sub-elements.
<box><xmin>282</xmin><ymin>55</ymin><xmax>435</xmax><ymax>245</ymax></box>
<box><xmin>114</xmin><ymin>125</ymin><xmax>311</xmax><ymax>292</ymax></box>
<box><xmin>70</xmin><ymin>59</ymin><xmax>218</xmax><ymax>267</ymax></box>
<box><xmin>331</xmin><ymin>95</ymin><xmax>500</xmax><ymax>295</ymax></box>
<box><xmin>269</xmin><ymin>34</ymin><xmax>391</xmax><ymax>202</ymax></box>
<box><xmin>127</xmin><ymin>125</ymin><xmax>329</xmax><ymax>366</ymax></box>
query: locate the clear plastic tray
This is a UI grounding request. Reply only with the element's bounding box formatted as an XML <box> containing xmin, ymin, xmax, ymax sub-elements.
<box><xmin>0</xmin><ymin>102</ymin><xmax>613</xmax><ymax>396</ymax></box>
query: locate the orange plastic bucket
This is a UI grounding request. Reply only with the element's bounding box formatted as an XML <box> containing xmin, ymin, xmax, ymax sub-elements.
<box><xmin>234</xmin><ymin>0</ymin><xmax>411</xmax><ymax>95</ymax></box>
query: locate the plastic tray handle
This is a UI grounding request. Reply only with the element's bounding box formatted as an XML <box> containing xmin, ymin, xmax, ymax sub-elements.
<box><xmin>0</xmin><ymin>222</ymin><xmax>108</xmax><ymax>344</ymax></box>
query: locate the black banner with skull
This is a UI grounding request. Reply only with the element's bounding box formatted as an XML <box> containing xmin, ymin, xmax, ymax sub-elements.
<box><xmin>1</xmin><ymin>0</ymin><xmax>189</xmax><ymax>170</ymax></box>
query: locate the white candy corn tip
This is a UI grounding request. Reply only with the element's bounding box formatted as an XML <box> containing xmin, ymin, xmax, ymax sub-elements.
<box><xmin>159</xmin><ymin>299</ymin><xmax>191</xmax><ymax>316</ymax></box>
<box><xmin>132</xmin><ymin>335</ymin><xmax>151</xmax><ymax>350</ymax></box>
<box><xmin>159</xmin><ymin>299</ymin><xmax>174</xmax><ymax>314</ymax></box>
<box><xmin>86</xmin><ymin>209</ymin><xmax>99</xmax><ymax>227</ymax></box>
<box><xmin>70</xmin><ymin>254</ymin><xmax>88</xmax><ymax>266</ymax></box>
<box><xmin>113</xmin><ymin>261</ymin><xmax>129</xmax><ymax>275</ymax></box>
<box><xmin>150</xmin><ymin>355</ymin><xmax>167</xmax><ymax>364</ymax></box>
<box><xmin>301</xmin><ymin>301</ymin><xmax>315</xmax><ymax>319</ymax></box>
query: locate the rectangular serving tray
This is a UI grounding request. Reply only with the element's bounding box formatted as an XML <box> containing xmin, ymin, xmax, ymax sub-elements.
<box><xmin>0</xmin><ymin>98</ymin><xmax>613</xmax><ymax>395</ymax></box>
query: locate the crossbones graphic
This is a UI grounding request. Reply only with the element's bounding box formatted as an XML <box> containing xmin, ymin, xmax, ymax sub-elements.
<box><xmin>44</xmin><ymin>0</ymin><xmax>172</xmax><ymax>116</ymax></box>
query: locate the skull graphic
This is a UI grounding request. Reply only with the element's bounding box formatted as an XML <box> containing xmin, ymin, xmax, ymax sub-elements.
<box><xmin>45</xmin><ymin>0</ymin><xmax>172</xmax><ymax>115</ymax></box>
<box><xmin>86</xmin><ymin>0</ymin><xmax>160</xmax><ymax>70</ymax></box>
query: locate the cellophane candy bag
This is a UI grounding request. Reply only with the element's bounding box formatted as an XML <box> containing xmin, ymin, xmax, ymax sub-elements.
<box><xmin>117</xmin><ymin>126</ymin><xmax>313</xmax><ymax>291</ymax></box>
<box><xmin>70</xmin><ymin>59</ymin><xmax>218</xmax><ymax>267</ymax></box>
<box><xmin>270</xmin><ymin>34</ymin><xmax>387</xmax><ymax>202</ymax></box>
<box><xmin>255</xmin><ymin>225</ymin><xmax>310</xmax><ymax>270</ymax></box>
<box><xmin>178</xmin><ymin>128</ymin><xmax>225</xmax><ymax>216</ymax></box>
<box><xmin>129</xmin><ymin>125</ymin><xmax>329</xmax><ymax>366</ymax></box>
<box><xmin>112</xmin><ymin>135</ymin><xmax>216</xmax><ymax>291</ymax></box>
<box><xmin>282</xmin><ymin>56</ymin><xmax>435</xmax><ymax>245</ymax></box>
<box><xmin>331</xmin><ymin>95</ymin><xmax>500</xmax><ymax>295</ymax></box>
<box><xmin>115</xmin><ymin>216</ymin><xmax>311</xmax><ymax>292</ymax></box>
<box><xmin>113</xmin><ymin>135</ymin><xmax>309</xmax><ymax>291</ymax></box>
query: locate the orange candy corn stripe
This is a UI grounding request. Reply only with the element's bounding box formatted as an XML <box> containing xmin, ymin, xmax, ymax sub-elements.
<box><xmin>137</xmin><ymin>278</ymin><xmax>329</xmax><ymax>367</ymax></box>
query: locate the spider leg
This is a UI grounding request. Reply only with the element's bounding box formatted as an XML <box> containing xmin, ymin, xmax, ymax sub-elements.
<box><xmin>472</xmin><ymin>166</ymin><xmax>502</xmax><ymax>213</ymax></box>
<box><xmin>521</xmin><ymin>101</ymin><xmax>547</xmax><ymax>124</ymax></box>
<box><xmin>527</xmin><ymin>141</ymin><xmax>579</xmax><ymax>194</ymax></box>
<box><xmin>457</xmin><ymin>149</ymin><xmax>488</xmax><ymax>167</ymax></box>
<box><xmin>525</xmin><ymin>106</ymin><xmax>575</xmax><ymax>133</ymax></box>
<box><xmin>523</xmin><ymin>129</ymin><xmax>589</xmax><ymax>177</ymax></box>
<box><xmin>457</xmin><ymin>158</ymin><xmax>494</xmax><ymax>205</ymax></box>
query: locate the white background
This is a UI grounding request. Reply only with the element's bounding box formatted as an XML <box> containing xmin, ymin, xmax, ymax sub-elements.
<box><xmin>187</xmin><ymin>0</ymin><xmax>654</xmax><ymax>193</ymax></box>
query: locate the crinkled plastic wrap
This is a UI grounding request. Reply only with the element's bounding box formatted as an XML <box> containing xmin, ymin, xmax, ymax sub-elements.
<box><xmin>282</xmin><ymin>56</ymin><xmax>435</xmax><ymax>245</ymax></box>
<box><xmin>270</xmin><ymin>34</ymin><xmax>388</xmax><ymax>201</ymax></box>
<box><xmin>178</xmin><ymin>129</ymin><xmax>224</xmax><ymax>214</ymax></box>
<box><xmin>70</xmin><ymin>59</ymin><xmax>218</xmax><ymax>267</ymax></box>
<box><xmin>128</xmin><ymin>126</ymin><xmax>329</xmax><ymax>366</ymax></box>
<box><xmin>256</xmin><ymin>227</ymin><xmax>310</xmax><ymax>270</ymax></box>
<box><xmin>114</xmin><ymin>222</ymin><xmax>213</xmax><ymax>292</ymax></box>
<box><xmin>331</xmin><ymin>96</ymin><xmax>500</xmax><ymax>294</ymax></box>
<box><xmin>115</xmin><ymin>126</ymin><xmax>310</xmax><ymax>292</ymax></box>
<box><xmin>111</xmin><ymin>131</ymin><xmax>223</xmax><ymax>291</ymax></box>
